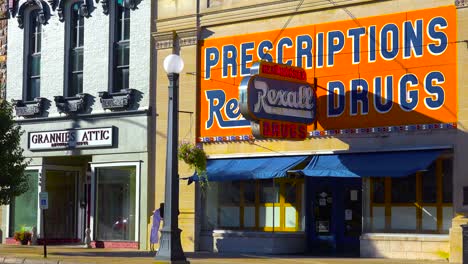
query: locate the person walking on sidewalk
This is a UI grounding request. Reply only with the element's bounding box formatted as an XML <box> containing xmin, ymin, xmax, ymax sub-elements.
<box><xmin>150</xmin><ymin>203</ymin><xmax>164</xmax><ymax>252</ymax></box>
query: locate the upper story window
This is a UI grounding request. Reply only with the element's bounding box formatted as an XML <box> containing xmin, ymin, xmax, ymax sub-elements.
<box><xmin>65</xmin><ymin>1</ymin><xmax>85</xmax><ymax>97</ymax></box>
<box><xmin>110</xmin><ymin>0</ymin><xmax>130</xmax><ymax>92</ymax></box>
<box><xmin>25</xmin><ymin>9</ymin><xmax>42</xmax><ymax>101</ymax></box>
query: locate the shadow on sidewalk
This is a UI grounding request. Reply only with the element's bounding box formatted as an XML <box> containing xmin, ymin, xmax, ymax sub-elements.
<box><xmin>51</xmin><ymin>251</ymin><xmax>313</xmax><ymax>259</ymax></box>
<box><xmin>51</xmin><ymin>251</ymin><xmax>154</xmax><ymax>258</ymax></box>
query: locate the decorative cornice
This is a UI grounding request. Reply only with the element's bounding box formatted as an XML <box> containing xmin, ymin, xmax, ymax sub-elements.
<box><xmin>178</xmin><ymin>29</ymin><xmax>197</xmax><ymax>47</ymax></box>
<box><xmin>456</xmin><ymin>0</ymin><xmax>468</xmax><ymax>8</ymax></box>
<box><xmin>8</xmin><ymin>0</ymin><xmax>17</xmax><ymax>18</ymax></box>
<box><xmin>154</xmin><ymin>30</ymin><xmax>197</xmax><ymax>49</ymax></box>
<box><xmin>80</xmin><ymin>2</ymin><xmax>90</xmax><ymax>16</ymax></box>
<box><xmin>53</xmin><ymin>93</ymin><xmax>90</xmax><ymax>114</ymax></box>
<box><xmin>101</xmin><ymin>0</ymin><xmax>108</xmax><ymax>14</ymax></box>
<box><xmin>47</xmin><ymin>0</ymin><xmax>55</xmax><ymax>8</ymax></box>
<box><xmin>102</xmin><ymin>0</ymin><xmax>138</xmax><ymax>15</ymax></box>
<box><xmin>127</xmin><ymin>0</ymin><xmax>138</xmax><ymax>10</ymax></box>
<box><xmin>98</xmin><ymin>88</ymin><xmax>136</xmax><ymax>110</ymax></box>
<box><xmin>154</xmin><ymin>31</ymin><xmax>175</xmax><ymax>50</ymax></box>
<box><xmin>17</xmin><ymin>0</ymin><xmax>48</xmax><ymax>28</ymax></box>
<box><xmin>156</xmin><ymin>39</ymin><xmax>173</xmax><ymax>50</ymax></box>
<box><xmin>11</xmin><ymin>97</ymin><xmax>47</xmax><ymax>117</ymax></box>
<box><xmin>56</xmin><ymin>0</ymin><xmax>92</xmax><ymax>22</ymax></box>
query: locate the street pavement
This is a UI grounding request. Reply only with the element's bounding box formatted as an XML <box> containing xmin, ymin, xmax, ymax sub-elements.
<box><xmin>0</xmin><ymin>244</ymin><xmax>449</xmax><ymax>264</ymax></box>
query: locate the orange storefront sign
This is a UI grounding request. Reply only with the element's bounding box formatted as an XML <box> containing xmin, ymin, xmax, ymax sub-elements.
<box><xmin>199</xmin><ymin>6</ymin><xmax>457</xmax><ymax>138</ymax></box>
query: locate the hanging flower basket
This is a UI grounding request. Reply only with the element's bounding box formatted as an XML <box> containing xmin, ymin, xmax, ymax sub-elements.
<box><xmin>178</xmin><ymin>142</ymin><xmax>208</xmax><ymax>185</ymax></box>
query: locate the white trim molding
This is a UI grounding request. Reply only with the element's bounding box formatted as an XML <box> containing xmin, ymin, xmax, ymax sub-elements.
<box><xmin>90</xmin><ymin>161</ymin><xmax>141</xmax><ymax>242</ymax></box>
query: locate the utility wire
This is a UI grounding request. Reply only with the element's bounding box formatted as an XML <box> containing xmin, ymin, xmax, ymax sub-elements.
<box><xmin>260</xmin><ymin>0</ymin><xmax>305</xmax><ymax>61</ymax></box>
<box><xmin>199</xmin><ymin>1</ymin><xmax>461</xmax><ymax>77</ymax></box>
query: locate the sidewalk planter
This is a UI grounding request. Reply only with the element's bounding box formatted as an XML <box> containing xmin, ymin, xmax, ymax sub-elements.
<box><xmin>13</xmin><ymin>231</ymin><xmax>31</xmax><ymax>246</ymax></box>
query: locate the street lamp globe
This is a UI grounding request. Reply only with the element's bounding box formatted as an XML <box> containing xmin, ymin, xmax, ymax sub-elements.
<box><xmin>163</xmin><ymin>54</ymin><xmax>184</xmax><ymax>74</ymax></box>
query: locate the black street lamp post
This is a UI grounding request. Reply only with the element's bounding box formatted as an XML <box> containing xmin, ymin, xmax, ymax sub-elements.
<box><xmin>155</xmin><ymin>54</ymin><xmax>189</xmax><ymax>264</ymax></box>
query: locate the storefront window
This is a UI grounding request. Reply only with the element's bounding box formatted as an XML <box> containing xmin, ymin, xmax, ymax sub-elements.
<box><xmin>95</xmin><ymin>166</ymin><xmax>136</xmax><ymax>241</ymax></box>
<box><xmin>243</xmin><ymin>180</ymin><xmax>256</xmax><ymax>228</ymax></box>
<box><xmin>367</xmin><ymin>158</ymin><xmax>453</xmax><ymax>234</ymax></box>
<box><xmin>203</xmin><ymin>178</ymin><xmax>303</xmax><ymax>232</ymax></box>
<box><xmin>218</xmin><ymin>181</ymin><xmax>240</xmax><ymax>227</ymax></box>
<box><xmin>259</xmin><ymin>181</ymin><xmax>279</xmax><ymax>203</ymax></box>
<box><xmin>391</xmin><ymin>174</ymin><xmax>416</xmax><ymax>203</ymax></box>
<box><xmin>8</xmin><ymin>170</ymin><xmax>39</xmax><ymax>237</ymax></box>
<box><xmin>372</xmin><ymin>177</ymin><xmax>385</xmax><ymax>203</ymax></box>
<box><xmin>422</xmin><ymin>163</ymin><xmax>437</xmax><ymax>203</ymax></box>
<box><xmin>442</xmin><ymin>159</ymin><xmax>453</xmax><ymax>203</ymax></box>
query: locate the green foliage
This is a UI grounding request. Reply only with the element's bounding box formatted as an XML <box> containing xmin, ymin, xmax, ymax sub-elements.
<box><xmin>0</xmin><ymin>100</ymin><xmax>29</xmax><ymax>205</ymax></box>
<box><xmin>178</xmin><ymin>142</ymin><xmax>208</xmax><ymax>186</ymax></box>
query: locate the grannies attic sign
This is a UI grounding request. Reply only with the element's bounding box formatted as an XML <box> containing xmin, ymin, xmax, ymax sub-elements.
<box><xmin>29</xmin><ymin>127</ymin><xmax>114</xmax><ymax>150</ymax></box>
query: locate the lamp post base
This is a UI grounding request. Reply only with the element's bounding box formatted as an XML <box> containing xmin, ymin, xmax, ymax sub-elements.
<box><xmin>154</xmin><ymin>228</ymin><xmax>190</xmax><ymax>264</ymax></box>
<box><xmin>154</xmin><ymin>261</ymin><xmax>190</xmax><ymax>264</ymax></box>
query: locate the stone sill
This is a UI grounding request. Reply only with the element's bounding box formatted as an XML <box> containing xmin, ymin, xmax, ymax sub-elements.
<box><xmin>361</xmin><ymin>233</ymin><xmax>449</xmax><ymax>242</ymax></box>
<box><xmin>212</xmin><ymin>230</ymin><xmax>305</xmax><ymax>238</ymax></box>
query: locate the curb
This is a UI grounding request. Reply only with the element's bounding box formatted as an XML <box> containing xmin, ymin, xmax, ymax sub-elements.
<box><xmin>0</xmin><ymin>257</ymin><xmax>84</xmax><ymax>264</ymax></box>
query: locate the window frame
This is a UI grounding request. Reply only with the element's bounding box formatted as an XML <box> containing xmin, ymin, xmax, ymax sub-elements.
<box><xmin>23</xmin><ymin>8</ymin><xmax>42</xmax><ymax>101</ymax></box>
<box><xmin>369</xmin><ymin>158</ymin><xmax>453</xmax><ymax>234</ymax></box>
<box><xmin>109</xmin><ymin>0</ymin><xmax>130</xmax><ymax>93</ymax></box>
<box><xmin>64</xmin><ymin>0</ymin><xmax>85</xmax><ymax>97</ymax></box>
<box><xmin>90</xmin><ymin>162</ymin><xmax>140</xmax><ymax>241</ymax></box>
<box><xmin>6</xmin><ymin>166</ymin><xmax>42</xmax><ymax>238</ymax></box>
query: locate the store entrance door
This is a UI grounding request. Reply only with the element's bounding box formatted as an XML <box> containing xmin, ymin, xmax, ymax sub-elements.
<box><xmin>44</xmin><ymin>168</ymin><xmax>80</xmax><ymax>241</ymax></box>
<box><xmin>306</xmin><ymin>177</ymin><xmax>362</xmax><ymax>256</ymax></box>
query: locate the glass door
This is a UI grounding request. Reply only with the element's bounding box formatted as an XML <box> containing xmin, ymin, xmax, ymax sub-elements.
<box><xmin>306</xmin><ymin>177</ymin><xmax>362</xmax><ymax>256</ymax></box>
<box><xmin>44</xmin><ymin>169</ymin><xmax>79</xmax><ymax>239</ymax></box>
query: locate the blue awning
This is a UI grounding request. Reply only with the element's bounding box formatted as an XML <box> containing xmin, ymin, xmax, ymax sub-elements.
<box><xmin>192</xmin><ymin>155</ymin><xmax>309</xmax><ymax>182</ymax></box>
<box><xmin>295</xmin><ymin>149</ymin><xmax>442</xmax><ymax>178</ymax></box>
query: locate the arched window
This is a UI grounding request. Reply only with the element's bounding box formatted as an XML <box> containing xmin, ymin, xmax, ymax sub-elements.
<box><xmin>24</xmin><ymin>9</ymin><xmax>42</xmax><ymax>101</ymax></box>
<box><xmin>109</xmin><ymin>0</ymin><xmax>130</xmax><ymax>92</ymax></box>
<box><xmin>65</xmin><ymin>1</ymin><xmax>85</xmax><ymax>96</ymax></box>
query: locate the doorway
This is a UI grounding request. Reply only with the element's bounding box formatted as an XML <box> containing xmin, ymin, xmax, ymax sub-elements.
<box><xmin>44</xmin><ymin>168</ymin><xmax>80</xmax><ymax>240</ymax></box>
<box><xmin>306</xmin><ymin>177</ymin><xmax>362</xmax><ymax>256</ymax></box>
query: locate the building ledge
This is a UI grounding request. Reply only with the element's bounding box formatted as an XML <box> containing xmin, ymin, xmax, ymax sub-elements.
<box><xmin>98</xmin><ymin>89</ymin><xmax>137</xmax><ymax>111</ymax></box>
<box><xmin>212</xmin><ymin>230</ymin><xmax>305</xmax><ymax>238</ymax></box>
<box><xmin>361</xmin><ymin>233</ymin><xmax>449</xmax><ymax>241</ymax></box>
<box><xmin>11</xmin><ymin>97</ymin><xmax>47</xmax><ymax>117</ymax></box>
<box><xmin>54</xmin><ymin>93</ymin><xmax>90</xmax><ymax>114</ymax></box>
<box><xmin>14</xmin><ymin>108</ymin><xmax>151</xmax><ymax>124</ymax></box>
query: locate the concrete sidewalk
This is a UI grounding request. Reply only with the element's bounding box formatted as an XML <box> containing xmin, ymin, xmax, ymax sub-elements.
<box><xmin>0</xmin><ymin>244</ymin><xmax>449</xmax><ymax>264</ymax></box>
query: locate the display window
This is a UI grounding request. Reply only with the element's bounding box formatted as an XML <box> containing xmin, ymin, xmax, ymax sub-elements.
<box><xmin>368</xmin><ymin>158</ymin><xmax>453</xmax><ymax>233</ymax></box>
<box><xmin>8</xmin><ymin>170</ymin><xmax>39</xmax><ymax>237</ymax></box>
<box><xmin>202</xmin><ymin>178</ymin><xmax>304</xmax><ymax>232</ymax></box>
<box><xmin>93</xmin><ymin>165</ymin><xmax>138</xmax><ymax>241</ymax></box>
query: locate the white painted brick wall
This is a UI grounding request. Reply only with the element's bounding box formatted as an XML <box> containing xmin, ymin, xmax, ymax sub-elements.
<box><xmin>6</xmin><ymin>19</ymin><xmax>24</xmax><ymax>101</ymax></box>
<box><xmin>6</xmin><ymin>0</ymin><xmax>152</xmax><ymax>114</ymax></box>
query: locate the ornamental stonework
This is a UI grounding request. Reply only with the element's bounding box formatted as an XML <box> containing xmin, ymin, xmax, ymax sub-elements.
<box><xmin>455</xmin><ymin>0</ymin><xmax>468</xmax><ymax>8</ymax></box>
